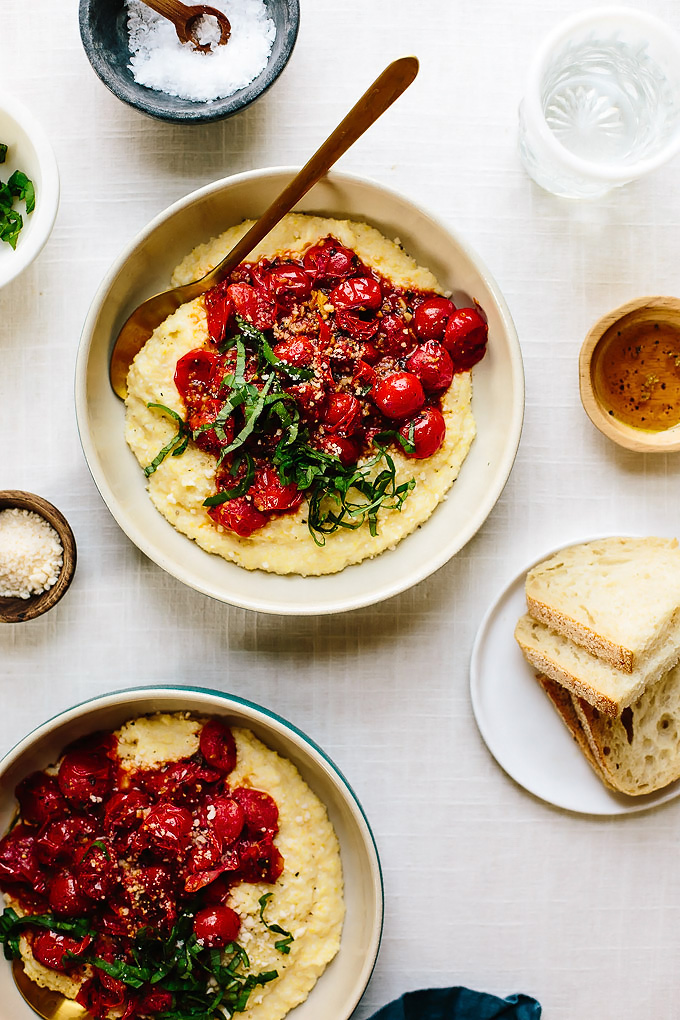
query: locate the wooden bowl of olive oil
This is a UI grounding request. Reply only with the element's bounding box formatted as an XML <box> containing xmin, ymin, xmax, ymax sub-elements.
<box><xmin>580</xmin><ymin>296</ymin><xmax>680</xmax><ymax>452</ymax></box>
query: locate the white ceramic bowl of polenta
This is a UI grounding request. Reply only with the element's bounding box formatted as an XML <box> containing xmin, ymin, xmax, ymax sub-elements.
<box><xmin>75</xmin><ymin>168</ymin><xmax>524</xmax><ymax>614</ymax></box>
<box><xmin>0</xmin><ymin>685</ymin><xmax>383</xmax><ymax>1020</ymax></box>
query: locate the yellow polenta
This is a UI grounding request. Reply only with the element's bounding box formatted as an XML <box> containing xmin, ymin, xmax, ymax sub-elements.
<box><xmin>8</xmin><ymin>713</ymin><xmax>344</xmax><ymax>1020</ymax></box>
<box><xmin>125</xmin><ymin>214</ymin><xmax>476</xmax><ymax>575</ymax></box>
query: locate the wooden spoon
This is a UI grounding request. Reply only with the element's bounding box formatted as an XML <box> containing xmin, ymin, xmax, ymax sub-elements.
<box><xmin>140</xmin><ymin>0</ymin><xmax>231</xmax><ymax>53</ymax></box>
<box><xmin>109</xmin><ymin>55</ymin><xmax>420</xmax><ymax>399</ymax></box>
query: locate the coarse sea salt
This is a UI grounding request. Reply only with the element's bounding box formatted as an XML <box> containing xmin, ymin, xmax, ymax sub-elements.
<box><xmin>125</xmin><ymin>0</ymin><xmax>276</xmax><ymax>103</ymax></box>
<box><xmin>0</xmin><ymin>508</ymin><xmax>63</xmax><ymax>600</ymax></box>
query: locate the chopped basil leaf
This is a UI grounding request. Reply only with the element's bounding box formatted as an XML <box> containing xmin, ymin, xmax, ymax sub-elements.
<box><xmin>0</xmin><ymin>160</ymin><xmax>35</xmax><ymax>248</ymax></box>
<box><xmin>8</xmin><ymin>170</ymin><xmax>35</xmax><ymax>214</ymax></box>
<box><xmin>258</xmin><ymin>893</ymin><xmax>294</xmax><ymax>955</ymax></box>
<box><xmin>144</xmin><ymin>403</ymin><xmax>190</xmax><ymax>477</ymax></box>
<box><xmin>0</xmin><ymin>908</ymin><xmax>93</xmax><ymax>961</ymax></box>
<box><xmin>0</xmin><ymin>143</ymin><xmax>7</xmax><ymax>164</ymax></box>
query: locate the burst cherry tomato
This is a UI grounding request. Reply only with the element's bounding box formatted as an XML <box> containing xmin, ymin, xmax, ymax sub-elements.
<box><xmin>399</xmin><ymin>406</ymin><xmax>446</xmax><ymax>459</ymax></box>
<box><xmin>57</xmin><ymin>751</ymin><xmax>113</xmax><ymax>806</ymax></box>
<box><xmin>207</xmin><ymin>497</ymin><xmax>269</xmax><ymax>537</ymax></box>
<box><xmin>16</xmin><ymin>773</ymin><xmax>66</xmax><ymax>828</ymax></box>
<box><xmin>188</xmin><ymin>401</ymin><xmax>234</xmax><ymax>457</ymax></box>
<box><xmin>303</xmin><ymin>239</ymin><xmax>357</xmax><ymax>285</ymax></box>
<box><xmin>203</xmin><ymin>281</ymin><xmax>235</xmax><ymax>344</ymax></box>
<box><xmin>227</xmin><ymin>282</ymin><xmax>275</xmax><ymax>330</ymax></box>
<box><xmin>36</xmin><ymin>816</ymin><xmax>97</xmax><ymax>866</ymax></box>
<box><xmin>137</xmin><ymin>803</ymin><xmax>192</xmax><ymax>860</ymax></box>
<box><xmin>193</xmin><ymin>905</ymin><xmax>241</xmax><ymax>948</ymax></box>
<box><xmin>138</xmin><ymin>990</ymin><xmax>174</xmax><ymax>1014</ymax></box>
<box><xmin>209</xmin><ymin>796</ymin><xmax>245</xmax><ymax>846</ymax></box>
<box><xmin>377</xmin><ymin>313</ymin><xmax>415</xmax><ymax>356</ymax></box>
<box><xmin>413</xmin><ymin>296</ymin><xmax>456</xmax><ymax>340</ymax></box>
<box><xmin>32</xmin><ymin>931</ymin><xmax>92</xmax><ymax>972</ymax></box>
<box><xmin>330</xmin><ymin>276</ymin><xmax>382</xmax><ymax>311</ymax></box>
<box><xmin>49</xmin><ymin>870</ymin><xmax>91</xmax><ymax>916</ymax></box>
<box><xmin>322</xmin><ymin>392</ymin><xmax>362</xmax><ymax>435</ymax></box>
<box><xmin>250</xmin><ymin>466</ymin><xmax>303</xmax><ymax>513</ymax></box>
<box><xmin>141</xmin><ymin>761</ymin><xmax>221</xmax><ymax>806</ymax></box>
<box><xmin>265</xmin><ymin>264</ymin><xmax>312</xmax><ymax>304</ymax></box>
<box><xmin>273</xmin><ymin>336</ymin><xmax>315</xmax><ymax>367</ymax></box>
<box><xmin>233</xmin><ymin>788</ymin><xmax>279</xmax><ymax>836</ymax></box>
<box><xmin>313</xmin><ymin>434</ymin><xmax>361</xmax><ymax>466</ymax></box>
<box><xmin>199</xmin><ymin>720</ymin><xmax>237</xmax><ymax>774</ymax></box>
<box><xmin>372</xmin><ymin>372</ymin><xmax>425</xmax><ymax>419</ymax></box>
<box><xmin>104</xmin><ymin>790</ymin><xmax>150</xmax><ymax>834</ymax></box>
<box><xmin>442</xmin><ymin>306</ymin><xmax>488</xmax><ymax>370</ymax></box>
<box><xmin>235</xmin><ymin>839</ymin><xmax>284</xmax><ymax>884</ymax></box>
<box><xmin>75</xmin><ymin>840</ymin><xmax>117</xmax><ymax>900</ymax></box>
<box><xmin>405</xmin><ymin>341</ymin><xmax>453</xmax><ymax>393</ymax></box>
<box><xmin>0</xmin><ymin>827</ymin><xmax>47</xmax><ymax>891</ymax></box>
<box><xmin>174</xmin><ymin>349</ymin><xmax>221</xmax><ymax>401</ymax></box>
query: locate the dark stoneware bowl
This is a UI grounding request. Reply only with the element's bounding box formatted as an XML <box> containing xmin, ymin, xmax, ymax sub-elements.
<box><xmin>78</xmin><ymin>0</ymin><xmax>299</xmax><ymax>123</ymax></box>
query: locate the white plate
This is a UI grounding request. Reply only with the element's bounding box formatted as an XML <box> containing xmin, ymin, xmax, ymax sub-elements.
<box><xmin>469</xmin><ymin>543</ymin><xmax>680</xmax><ymax>815</ymax></box>
<box><xmin>76</xmin><ymin>167</ymin><xmax>524</xmax><ymax>615</ymax></box>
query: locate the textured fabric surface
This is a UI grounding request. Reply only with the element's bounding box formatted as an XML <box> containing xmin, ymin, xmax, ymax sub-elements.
<box><xmin>2</xmin><ymin>2</ymin><xmax>680</xmax><ymax>1018</ymax></box>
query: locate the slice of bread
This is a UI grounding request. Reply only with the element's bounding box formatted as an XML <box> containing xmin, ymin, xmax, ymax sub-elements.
<box><xmin>525</xmin><ymin>537</ymin><xmax>680</xmax><ymax>672</ymax></box>
<box><xmin>515</xmin><ymin>614</ymin><xmax>680</xmax><ymax>716</ymax></box>
<box><xmin>535</xmin><ymin>674</ymin><xmax>614</xmax><ymax>789</ymax></box>
<box><xmin>570</xmin><ymin>662</ymin><xmax>680</xmax><ymax>795</ymax></box>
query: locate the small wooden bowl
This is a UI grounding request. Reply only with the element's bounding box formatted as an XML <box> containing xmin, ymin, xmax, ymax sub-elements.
<box><xmin>0</xmin><ymin>491</ymin><xmax>77</xmax><ymax>623</ymax></box>
<box><xmin>579</xmin><ymin>296</ymin><xmax>680</xmax><ymax>453</ymax></box>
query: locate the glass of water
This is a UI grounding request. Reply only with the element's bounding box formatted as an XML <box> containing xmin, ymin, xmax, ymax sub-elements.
<box><xmin>518</xmin><ymin>7</ymin><xmax>680</xmax><ymax>198</ymax></box>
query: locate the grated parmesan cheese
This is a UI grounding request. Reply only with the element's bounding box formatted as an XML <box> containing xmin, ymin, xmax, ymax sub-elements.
<box><xmin>0</xmin><ymin>508</ymin><xmax>63</xmax><ymax>599</ymax></box>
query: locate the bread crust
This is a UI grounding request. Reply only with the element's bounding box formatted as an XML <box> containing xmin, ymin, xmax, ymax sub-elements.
<box><xmin>535</xmin><ymin>674</ymin><xmax>614</xmax><ymax>788</ymax></box>
<box><xmin>526</xmin><ymin>596</ymin><xmax>633</xmax><ymax>672</ymax></box>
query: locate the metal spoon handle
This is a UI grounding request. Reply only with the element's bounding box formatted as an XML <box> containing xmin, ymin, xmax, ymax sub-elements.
<box><xmin>203</xmin><ymin>55</ymin><xmax>420</xmax><ymax>288</ymax></box>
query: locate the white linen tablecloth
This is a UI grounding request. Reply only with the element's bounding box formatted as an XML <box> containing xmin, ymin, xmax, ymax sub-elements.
<box><xmin>3</xmin><ymin>2</ymin><xmax>680</xmax><ymax>1016</ymax></box>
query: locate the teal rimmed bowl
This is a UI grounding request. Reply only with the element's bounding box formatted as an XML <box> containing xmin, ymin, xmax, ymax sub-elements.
<box><xmin>0</xmin><ymin>685</ymin><xmax>383</xmax><ymax>1020</ymax></box>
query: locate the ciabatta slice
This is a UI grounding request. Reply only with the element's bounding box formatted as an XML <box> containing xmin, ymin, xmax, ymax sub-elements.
<box><xmin>535</xmin><ymin>674</ymin><xmax>613</xmax><ymax>788</ymax></box>
<box><xmin>515</xmin><ymin>614</ymin><xmax>680</xmax><ymax>716</ymax></box>
<box><xmin>571</xmin><ymin>663</ymin><xmax>680</xmax><ymax>796</ymax></box>
<box><xmin>525</xmin><ymin>537</ymin><xmax>680</xmax><ymax>672</ymax></box>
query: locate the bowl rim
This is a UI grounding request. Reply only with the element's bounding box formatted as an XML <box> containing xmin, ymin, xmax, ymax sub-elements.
<box><xmin>0</xmin><ymin>683</ymin><xmax>385</xmax><ymax>1020</ymax></box>
<box><xmin>75</xmin><ymin>166</ymin><xmax>525</xmax><ymax>614</ymax></box>
<box><xmin>77</xmin><ymin>0</ymin><xmax>300</xmax><ymax>124</ymax></box>
<box><xmin>0</xmin><ymin>90</ymin><xmax>60</xmax><ymax>289</ymax></box>
<box><xmin>579</xmin><ymin>294</ymin><xmax>680</xmax><ymax>452</ymax></box>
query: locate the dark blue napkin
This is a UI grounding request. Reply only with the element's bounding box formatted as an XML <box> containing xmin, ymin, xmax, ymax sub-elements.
<box><xmin>367</xmin><ymin>987</ymin><xmax>542</xmax><ymax>1019</ymax></box>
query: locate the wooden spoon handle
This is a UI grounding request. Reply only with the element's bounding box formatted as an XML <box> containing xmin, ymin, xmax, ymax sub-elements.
<box><xmin>205</xmin><ymin>56</ymin><xmax>420</xmax><ymax>287</ymax></box>
<box><xmin>140</xmin><ymin>0</ymin><xmax>192</xmax><ymax>29</ymax></box>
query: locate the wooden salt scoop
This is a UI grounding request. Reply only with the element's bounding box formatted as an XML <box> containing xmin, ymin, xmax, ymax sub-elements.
<box><xmin>140</xmin><ymin>0</ymin><xmax>231</xmax><ymax>52</ymax></box>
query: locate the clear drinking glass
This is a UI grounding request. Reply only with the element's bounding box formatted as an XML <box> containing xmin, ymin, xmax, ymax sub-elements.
<box><xmin>518</xmin><ymin>7</ymin><xmax>680</xmax><ymax>198</ymax></box>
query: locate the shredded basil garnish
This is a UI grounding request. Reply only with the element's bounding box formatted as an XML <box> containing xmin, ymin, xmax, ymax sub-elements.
<box><xmin>0</xmin><ymin>153</ymin><xmax>35</xmax><ymax>248</ymax></box>
<box><xmin>144</xmin><ymin>403</ymin><xmax>190</xmax><ymax>477</ymax></box>
<box><xmin>0</xmin><ymin>908</ymin><xmax>92</xmax><ymax>961</ymax></box>
<box><xmin>258</xmin><ymin>893</ymin><xmax>294</xmax><ymax>955</ymax></box>
<box><xmin>0</xmin><ymin>143</ymin><xmax>7</xmax><ymax>164</ymax></box>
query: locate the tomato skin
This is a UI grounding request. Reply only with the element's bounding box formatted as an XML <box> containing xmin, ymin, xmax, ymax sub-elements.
<box><xmin>203</xmin><ymin>282</ymin><xmax>235</xmax><ymax>344</ymax></box>
<box><xmin>193</xmin><ymin>904</ymin><xmax>241</xmax><ymax>947</ymax></box>
<box><xmin>413</xmin><ymin>296</ymin><xmax>456</xmax><ymax>341</ymax></box>
<box><xmin>32</xmin><ymin>931</ymin><xmax>92</xmax><ymax>973</ymax></box>
<box><xmin>399</xmin><ymin>406</ymin><xmax>446</xmax><ymax>459</ymax></box>
<box><xmin>48</xmin><ymin>870</ymin><xmax>91</xmax><ymax>916</ymax></box>
<box><xmin>207</xmin><ymin>497</ymin><xmax>269</xmax><ymax>537</ymax></box>
<box><xmin>250</xmin><ymin>466</ymin><xmax>303</xmax><ymax>513</ymax></box>
<box><xmin>232</xmin><ymin>788</ymin><xmax>279</xmax><ymax>837</ymax></box>
<box><xmin>313</xmin><ymin>434</ymin><xmax>361</xmax><ymax>467</ymax></box>
<box><xmin>137</xmin><ymin>803</ymin><xmax>193</xmax><ymax>860</ymax></box>
<box><xmin>199</xmin><ymin>720</ymin><xmax>237</xmax><ymax>774</ymax></box>
<box><xmin>57</xmin><ymin>751</ymin><xmax>113</xmax><ymax>806</ymax></box>
<box><xmin>322</xmin><ymin>392</ymin><xmax>362</xmax><ymax>436</ymax></box>
<box><xmin>174</xmin><ymin>348</ymin><xmax>221</xmax><ymax>400</ymax></box>
<box><xmin>303</xmin><ymin>239</ymin><xmax>357</xmax><ymax>285</ymax></box>
<box><xmin>209</xmin><ymin>797</ymin><xmax>245</xmax><ymax>846</ymax></box>
<box><xmin>227</xmin><ymin>282</ymin><xmax>276</xmax><ymax>330</ymax></box>
<box><xmin>405</xmin><ymin>341</ymin><xmax>454</xmax><ymax>393</ymax></box>
<box><xmin>330</xmin><ymin>276</ymin><xmax>382</xmax><ymax>311</ymax></box>
<box><xmin>442</xmin><ymin>306</ymin><xmax>488</xmax><ymax>370</ymax></box>
<box><xmin>377</xmin><ymin>313</ymin><xmax>415</xmax><ymax>356</ymax></box>
<box><xmin>273</xmin><ymin>336</ymin><xmax>315</xmax><ymax>366</ymax></box>
<box><xmin>104</xmin><ymin>790</ymin><xmax>150</xmax><ymax>835</ymax></box>
<box><xmin>372</xmin><ymin>372</ymin><xmax>425</xmax><ymax>419</ymax></box>
<box><xmin>265</xmin><ymin>264</ymin><xmax>312</xmax><ymax>304</ymax></box>
<box><xmin>16</xmin><ymin>773</ymin><xmax>66</xmax><ymax>828</ymax></box>
<box><xmin>36</xmin><ymin>816</ymin><xmax>97</xmax><ymax>866</ymax></box>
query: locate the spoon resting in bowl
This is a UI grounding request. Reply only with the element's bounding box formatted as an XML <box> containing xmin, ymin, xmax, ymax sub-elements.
<box><xmin>12</xmin><ymin>959</ymin><xmax>87</xmax><ymax>1019</ymax></box>
<box><xmin>109</xmin><ymin>55</ymin><xmax>420</xmax><ymax>399</ymax></box>
<box><xmin>139</xmin><ymin>0</ymin><xmax>231</xmax><ymax>53</ymax></box>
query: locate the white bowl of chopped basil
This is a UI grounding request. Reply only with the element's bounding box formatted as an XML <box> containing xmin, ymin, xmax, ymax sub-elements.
<box><xmin>0</xmin><ymin>91</ymin><xmax>59</xmax><ymax>289</ymax></box>
<box><xmin>75</xmin><ymin>168</ymin><xmax>524</xmax><ymax>614</ymax></box>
